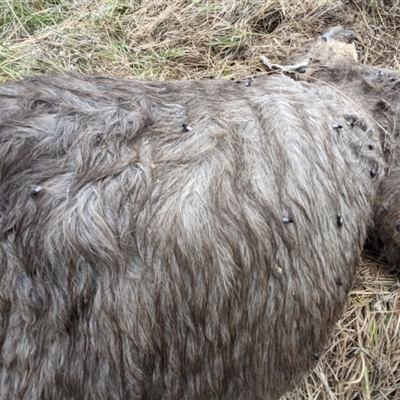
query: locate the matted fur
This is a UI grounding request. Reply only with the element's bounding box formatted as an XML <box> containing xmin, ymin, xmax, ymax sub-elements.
<box><xmin>287</xmin><ymin>30</ymin><xmax>400</xmax><ymax>269</ymax></box>
<box><xmin>318</xmin><ymin>66</ymin><xmax>400</xmax><ymax>269</ymax></box>
<box><xmin>372</xmin><ymin>164</ymin><xmax>400</xmax><ymax>268</ymax></box>
<box><xmin>0</xmin><ymin>66</ymin><xmax>384</xmax><ymax>398</ymax></box>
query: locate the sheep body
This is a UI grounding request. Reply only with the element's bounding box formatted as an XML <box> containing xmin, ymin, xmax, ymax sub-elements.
<box><xmin>0</xmin><ymin>72</ymin><xmax>383</xmax><ymax>399</ymax></box>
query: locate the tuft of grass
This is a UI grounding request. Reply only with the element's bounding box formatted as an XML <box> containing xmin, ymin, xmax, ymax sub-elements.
<box><xmin>369</xmin><ymin>319</ymin><xmax>378</xmax><ymax>348</ymax></box>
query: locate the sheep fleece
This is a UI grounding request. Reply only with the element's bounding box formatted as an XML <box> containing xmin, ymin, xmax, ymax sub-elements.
<box><xmin>0</xmin><ymin>73</ymin><xmax>382</xmax><ymax>399</ymax></box>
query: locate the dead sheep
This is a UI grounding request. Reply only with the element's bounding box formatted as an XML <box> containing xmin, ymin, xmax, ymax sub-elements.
<box><xmin>0</xmin><ymin>30</ymin><xmax>385</xmax><ymax>399</ymax></box>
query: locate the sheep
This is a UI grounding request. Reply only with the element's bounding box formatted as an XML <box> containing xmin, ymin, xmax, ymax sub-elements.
<box><xmin>0</xmin><ymin>31</ymin><xmax>384</xmax><ymax>399</ymax></box>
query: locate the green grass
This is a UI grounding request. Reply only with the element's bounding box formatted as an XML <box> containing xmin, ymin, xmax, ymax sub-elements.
<box><xmin>0</xmin><ymin>0</ymin><xmax>68</xmax><ymax>35</ymax></box>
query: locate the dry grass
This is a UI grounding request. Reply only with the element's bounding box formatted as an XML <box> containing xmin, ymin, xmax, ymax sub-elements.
<box><xmin>284</xmin><ymin>256</ymin><xmax>400</xmax><ymax>400</ymax></box>
<box><xmin>1</xmin><ymin>0</ymin><xmax>400</xmax><ymax>398</ymax></box>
